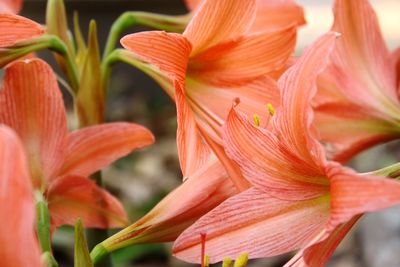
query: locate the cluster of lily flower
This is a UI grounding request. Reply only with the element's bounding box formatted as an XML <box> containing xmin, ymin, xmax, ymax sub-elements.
<box><xmin>1</xmin><ymin>0</ymin><xmax>400</xmax><ymax>266</ymax></box>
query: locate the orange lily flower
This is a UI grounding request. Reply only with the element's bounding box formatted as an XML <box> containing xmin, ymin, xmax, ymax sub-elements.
<box><xmin>0</xmin><ymin>14</ymin><xmax>43</xmax><ymax>47</ymax></box>
<box><xmin>0</xmin><ymin>125</ymin><xmax>42</xmax><ymax>267</ymax></box>
<box><xmin>0</xmin><ymin>58</ymin><xmax>155</xmax><ymax>229</ymax></box>
<box><xmin>121</xmin><ymin>0</ymin><xmax>299</xmax><ymax>189</ymax></box>
<box><xmin>172</xmin><ymin>33</ymin><xmax>400</xmax><ymax>265</ymax></box>
<box><xmin>184</xmin><ymin>0</ymin><xmax>306</xmax><ymax>33</ymax></box>
<box><xmin>0</xmin><ymin>0</ymin><xmax>22</xmax><ymax>13</ymax></box>
<box><xmin>91</xmin><ymin>160</ymin><xmax>237</xmax><ymax>262</ymax></box>
<box><xmin>314</xmin><ymin>0</ymin><xmax>400</xmax><ymax>162</ymax></box>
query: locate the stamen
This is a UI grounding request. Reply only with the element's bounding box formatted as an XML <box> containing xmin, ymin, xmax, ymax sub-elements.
<box><xmin>267</xmin><ymin>103</ymin><xmax>275</xmax><ymax>116</ymax></box>
<box><xmin>204</xmin><ymin>255</ymin><xmax>210</xmax><ymax>267</ymax></box>
<box><xmin>222</xmin><ymin>257</ymin><xmax>233</xmax><ymax>267</ymax></box>
<box><xmin>253</xmin><ymin>114</ymin><xmax>260</xmax><ymax>126</ymax></box>
<box><xmin>233</xmin><ymin>252</ymin><xmax>249</xmax><ymax>267</ymax></box>
<box><xmin>200</xmin><ymin>232</ymin><xmax>206</xmax><ymax>267</ymax></box>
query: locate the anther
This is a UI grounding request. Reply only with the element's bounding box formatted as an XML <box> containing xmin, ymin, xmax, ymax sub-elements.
<box><xmin>266</xmin><ymin>103</ymin><xmax>275</xmax><ymax>116</ymax></box>
<box><xmin>253</xmin><ymin>114</ymin><xmax>260</xmax><ymax>126</ymax></box>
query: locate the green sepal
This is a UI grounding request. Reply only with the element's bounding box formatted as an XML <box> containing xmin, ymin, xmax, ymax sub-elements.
<box><xmin>76</xmin><ymin>20</ymin><xmax>104</xmax><ymax>127</ymax></box>
<box><xmin>74</xmin><ymin>218</ymin><xmax>94</xmax><ymax>267</ymax></box>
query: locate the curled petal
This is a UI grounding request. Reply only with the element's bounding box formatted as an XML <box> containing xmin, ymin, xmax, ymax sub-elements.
<box><xmin>59</xmin><ymin>122</ymin><xmax>155</xmax><ymax>177</ymax></box>
<box><xmin>173</xmin><ymin>188</ymin><xmax>329</xmax><ymax>263</ymax></box>
<box><xmin>277</xmin><ymin>32</ymin><xmax>337</xmax><ymax>166</ymax></box>
<box><xmin>0</xmin><ymin>14</ymin><xmax>43</xmax><ymax>47</ymax></box>
<box><xmin>47</xmin><ymin>175</ymin><xmax>128</xmax><ymax>229</ymax></box>
<box><xmin>0</xmin><ymin>126</ymin><xmax>42</xmax><ymax>267</ymax></box>
<box><xmin>183</xmin><ymin>0</ymin><xmax>256</xmax><ymax>55</ymax></box>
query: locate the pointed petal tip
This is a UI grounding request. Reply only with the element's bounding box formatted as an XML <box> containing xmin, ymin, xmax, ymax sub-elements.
<box><xmin>0</xmin><ymin>14</ymin><xmax>44</xmax><ymax>47</ymax></box>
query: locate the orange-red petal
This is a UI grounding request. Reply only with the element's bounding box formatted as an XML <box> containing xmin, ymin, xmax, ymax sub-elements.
<box><xmin>328</xmin><ymin>163</ymin><xmax>400</xmax><ymax>229</ymax></box>
<box><xmin>314</xmin><ymin>101</ymin><xmax>399</xmax><ymax>162</ymax></box>
<box><xmin>189</xmin><ymin>26</ymin><xmax>297</xmax><ymax>86</ymax></box>
<box><xmin>175</xmin><ymin>81</ymin><xmax>210</xmax><ymax>178</ymax></box>
<box><xmin>58</xmin><ymin>122</ymin><xmax>155</xmax><ymax>178</ymax></box>
<box><xmin>0</xmin><ymin>59</ymin><xmax>68</xmax><ymax>186</ymax></box>
<box><xmin>0</xmin><ymin>14</ymin><xmax>43</xmax><ymax>47</ymax></box>
<box><xmin>184</xmin><ymin>0</ymin><xmax>201</xmax><ymax>11</ymax></box>
<box><xmin>329</xmin><ymin>0</ymin><xmax>400</xmax><ymax>119</ymax></box>
<box><xmin>302</xmin><ymin>215</ymin><xmax>360</xmax><ymax>267</ymax></box>
<box><xmin>224</xmin><ymin>107</ymin><xmax>328</xmax><ymax>200</ymax></box>
<box><xmin>121</xmin><ymin>31</ymin><xmax>191</xmax><ymax>84</ymax></box>
<box><xmin>173</xmin><ymin>188</ymin><xmax>329</xmax><ymax>263</ymax></box>
<box><xmin>251</xmin><ymin>0</ymin><xmax>306</xmax><ymax>32</ymax></box>
<box><xmin>47</xmin><ymin>175</ymin><xmax>128</xmax><ymax>229</ymax></box>
<box><xmin>187</xmin><ymin>75</ymin><xmax>280</xmax><ymax>142</ymax></box>
<box><xmin>277</xmin><ymin>32</ymin><xmax>337</xmax><ymax>166</ymax></box>
<box><xmin>0</xmin><ymin>126</ymin><xmax>42</xmax><ymax>267</ymax></box>
<box><xmin>183</xmin><ymin>0</ymin><xmax>256</xmax><ymax>56</ymax></box>
<box><xmin>101</xmin><ymin>160</ymin><xmax>236</xmax><ymax>250</ymax></box>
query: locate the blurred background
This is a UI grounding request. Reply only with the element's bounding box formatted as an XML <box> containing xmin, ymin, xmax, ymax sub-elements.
<box><xmin>18</xmin><ymin>0</ymin><xmax>400</xmax><ymax>266</ymax></box>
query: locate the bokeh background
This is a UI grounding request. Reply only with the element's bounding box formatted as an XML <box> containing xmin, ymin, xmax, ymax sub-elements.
<box><xmin>17</xmin><ymin>0</ymin><xmax>400</xmax><ymax>266</ymax></box>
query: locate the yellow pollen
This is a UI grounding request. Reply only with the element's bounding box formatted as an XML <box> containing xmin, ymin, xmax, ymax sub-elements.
<box><xmin>253</xmin><ymin>114</ymin><xmax>260</xmax><ymax>126</ymax></box>
<box><xmin>204</xmin><ymin>255</ymin><xmax>210</xmax><ymax>267</ymax></box>
<box><xmin>233</xmin><ymin>252</ymin><xmax>249</xmax><ymax>267</ymax></box>
<box><xmin>267</xmin><ymin>103</ymin><xmax>275</xmax><ymax>116</ymax></box>
<box><xmin>222</xmin><ymin>257</ymin><xmax>233</xmax><ymax>267</ymax></box>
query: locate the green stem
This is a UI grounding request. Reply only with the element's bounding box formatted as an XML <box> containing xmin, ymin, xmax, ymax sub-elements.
<box><xmin>364</xmin><ymin>162</ymin><xmax>400</xmax><ymax>179</ymax></box>
<box><xmin>102</xmin><ymin>49</ymin><xmax>172</xmax><ymax>97</ymax></box>
<box><xmin>35</xmin><ymin>191</ymin><xmax>58</xmax><ymax>267</ymax></box>
<box><xmin>84</xmin><ymin>172</ymin><xmax>113</xmax><ymax>267</ymax></box>
<box><xmin>0</xmin><ymin>34</ymin><xmax>80</xmax><ymax>93</ymax></box>
<box><xmin>90</xmin><ymin>244</ymin><xmax>109</xmax><ymax>265</ymax></box>
<box><xmin>102</xmin><ymin>11</ymin><xmax>188</xmax><ymax>60</ymax></box>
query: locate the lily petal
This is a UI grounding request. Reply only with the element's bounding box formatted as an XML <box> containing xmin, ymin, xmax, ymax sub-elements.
<box><xmin>301</xmin><ymin>215</ymin><xmax>360</xmax><ymax>267</ymax></box>
<box><xmin>183</xmin><ymin>0</ymin><xmax>256</xmax><ymax>56</ymax></box>
<box><xmin>121</xmin><ymin>31</ymin><xmax>192</xmax><ymax>84</ymax></box>
<box><xmin>314</xmin><ymin>102</ymin><xmax>398</xmax><ymax>162</ymax></box>
<box><xmin>175</xmin><ymin>81</ymin><xmax>211</xmax><ymax>178</ymax></box>
<box><xmin>251</xmin><ymin>0</ymin><xmax>305</xmax><ymax>32</ymax></box>
<box><xmin>0</xmin><ymin>126</ymin><xmax>42</xmax><ymax>267</ymax></box>
<box><xmin>187</xmin><ymin>75</ymin><xmax>280</xmax><ymax>142</ymax></box>
<box><xmin>277</xmin><ymin>32</ymin><xmax>337</xmax><ymax>166</ymax></box>
<box><xmin>330</xmin><ymin>0</ymin><xmax>399</xmax><ymax>118</ymax></box>
<box><xmin>224</xmin><ymin>107</ymin><xmax>328</xmax><ymax>200</ymax></box>
<box><xmin>173</xmin><ymin>187</ymin><xmax>329</xmax><ymax>263</ymax></box>
<box><xmin>392</xmin><ymin>47</ymin><xmax>400</xmax><ymax>96</ymax></box>
<box><xmin>47</xmin><ymin>175</ymin><xmax>128</xmax><ymax>229</ymax></box>
<box><xmin>0</xmin><ymin>0</ymin><xmax>22</xmax><ymax>13</ymax></box>
<box><xmin>328</xmin><ymin>163</ymin><xmax>400</xmax><ymax>228</ymax></box>
<box><xmin>184</xmin><ymin>0</ymin><xmax>201</xmax><ymax>11</ymax></box>
<box><xmin>189</xmin><ymin>26</ymin><xmax>297</xmax><ymax>86</ymax></box>
<box><xmin>0</xmin><ymin>59</ymin><xmax>68</xmax><ymax>186</ymax></box>
<box><xmin>100</xmin><ymin>160</ymin><xmax>236</xmax><ymax>251</ymax></box>
<box><xmin>58</xmin><ymin>122</ymin><xmax>154</xmax><ymax>178</ymax></box>
<box><xmin>0</xmin><ymin>14</ymin><xmax>43</xmax><ymax>47</ymax></box>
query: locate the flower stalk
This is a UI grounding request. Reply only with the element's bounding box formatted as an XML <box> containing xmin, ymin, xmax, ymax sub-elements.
<box><xmin>35</xmin><ymin>191</ymin><xmax>58</xmax><ymax>267</ymax></box>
